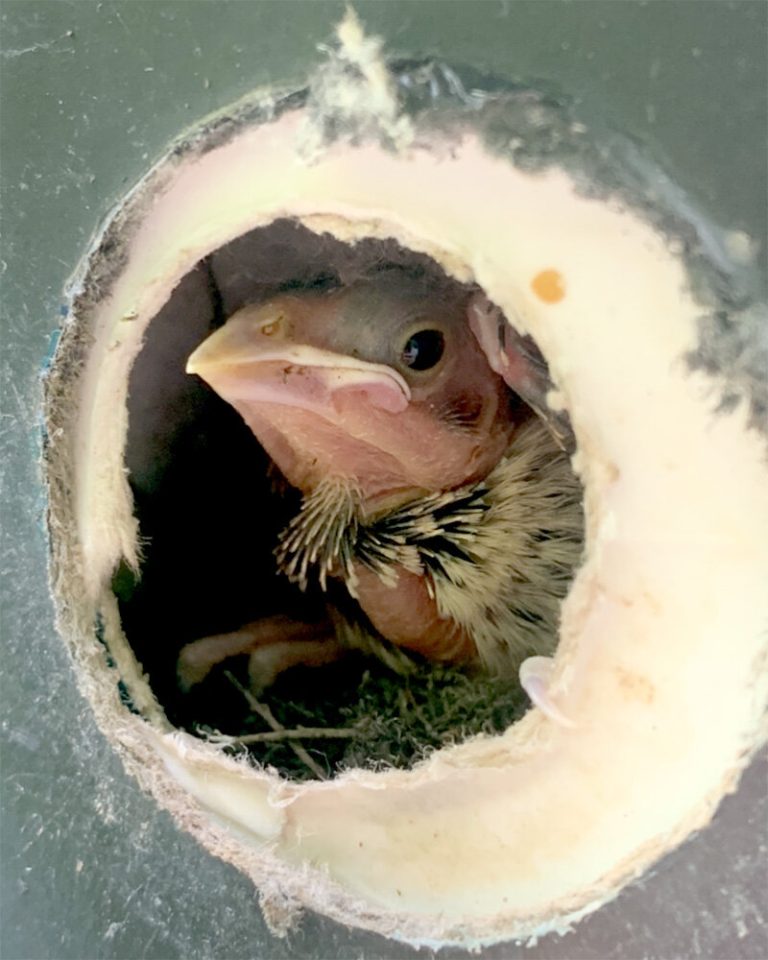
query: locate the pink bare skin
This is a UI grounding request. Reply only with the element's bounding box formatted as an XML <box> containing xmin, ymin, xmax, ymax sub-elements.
<box><xmin>468</xmin><ymin>294</ymin><xmax>574</xmax><ymax>452</ymax></box>
<box><xmin>350</xmin><ymin>564</ymin><xmax>477</xmax><ymax>663</ymax></box>
<box><xmin>180</xmin><ymin>271</ymin><xmax>550</xmax><ymax>689</ymax></box>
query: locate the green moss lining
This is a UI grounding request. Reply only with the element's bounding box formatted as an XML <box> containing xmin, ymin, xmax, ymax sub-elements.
<box><xmin>187</xmin><ymin>654</ymin><xmax>528</xmax><ymax>781</ymax></box>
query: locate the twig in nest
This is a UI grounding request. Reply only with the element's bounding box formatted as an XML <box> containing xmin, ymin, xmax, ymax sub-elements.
<box><xmin>224</xmin><ymin>671</ymin><xmax>327</xmax><ymax>779</ymax></box>
<box><xmin>231</xmin><ymin>727</ymin><xmax>360</xmax><ymax>744</ymax></box>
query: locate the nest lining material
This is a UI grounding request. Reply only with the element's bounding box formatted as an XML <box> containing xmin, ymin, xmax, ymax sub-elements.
<box><xmin>43</xmin><ymin>11</ymin><xmax>768</xmax><ymax>949</ymax></box>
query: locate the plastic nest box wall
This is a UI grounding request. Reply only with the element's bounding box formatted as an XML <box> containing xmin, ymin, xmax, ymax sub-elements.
<box><xmin>43</xmin><ymin>14</ymin><xmax>768</xmax><ymax>949</ymax></box>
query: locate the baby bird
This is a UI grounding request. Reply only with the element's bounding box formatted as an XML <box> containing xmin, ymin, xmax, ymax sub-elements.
<box><xmin>178</xmin><ymin>269</ymin><xmax>582</xmax><ymax>692</ymax></box>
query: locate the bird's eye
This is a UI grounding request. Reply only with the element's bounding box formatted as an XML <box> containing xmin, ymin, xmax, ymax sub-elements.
<box><xmin>400</xmin><ymin>329</ymin><xmax>445</xmax><ymax>371</ymax></box>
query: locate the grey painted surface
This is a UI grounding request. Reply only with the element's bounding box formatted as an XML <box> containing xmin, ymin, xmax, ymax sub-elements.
<box><xmin>1</xmin><ymin>2</ymin><xmax>766</xmax><ymax>958</ymax></box>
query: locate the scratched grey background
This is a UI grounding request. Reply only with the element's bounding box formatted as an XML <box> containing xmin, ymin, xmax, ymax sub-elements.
<box><xmin>1</xmin><ymin>2</ymin><xmax>767</xmax><ymax>959</ymax></box>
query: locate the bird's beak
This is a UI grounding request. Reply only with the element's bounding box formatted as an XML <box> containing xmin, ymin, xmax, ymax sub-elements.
<box><xmin>187</xmin><ymin>314</ymin><xmax>411</xmax><ymax>415</ymax></box>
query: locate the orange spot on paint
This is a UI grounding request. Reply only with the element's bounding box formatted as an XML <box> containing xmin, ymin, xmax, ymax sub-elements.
<box><xmin>531</xmin><ymin>269</ymin><xmax>566</xmax><ymax>304</ymax></box>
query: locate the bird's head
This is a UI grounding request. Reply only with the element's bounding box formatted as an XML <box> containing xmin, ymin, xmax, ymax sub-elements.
<box><xmin>187</xmin><ymin>270</ymin><xmax>520</xmax><ymax>509</ymax></box>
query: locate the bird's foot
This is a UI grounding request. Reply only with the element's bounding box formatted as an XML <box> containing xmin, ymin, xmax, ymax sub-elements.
<box><xmin>177</xmin><ymin>616</ymin><xmax>343</xmax><ymax>693</ymax></box>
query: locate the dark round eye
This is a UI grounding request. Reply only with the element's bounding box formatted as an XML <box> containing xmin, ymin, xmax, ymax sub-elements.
<box><xmin>400</xmin><ymin>329</ymin><xmax>445</xmax><ymax>371</ymax></box>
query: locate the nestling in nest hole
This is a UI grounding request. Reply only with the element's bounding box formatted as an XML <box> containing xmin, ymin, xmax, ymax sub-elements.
<box><xmin>117</xmin><ymin>220</ymin><xmax>583</xmax><ymax>780</ymax></box>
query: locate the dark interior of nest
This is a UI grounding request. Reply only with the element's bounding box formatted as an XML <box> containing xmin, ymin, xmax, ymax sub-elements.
<box><xmin>116</xmin><ymin>219</ymin><xmax>582</xmax><ymax>781</ymax></box>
